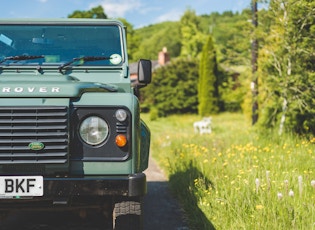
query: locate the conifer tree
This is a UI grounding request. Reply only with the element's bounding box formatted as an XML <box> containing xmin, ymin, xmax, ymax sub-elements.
<box><xmin>198</xmin><ymin>35</ymin><xmax>219</xmax><ymax>116</ymax></box>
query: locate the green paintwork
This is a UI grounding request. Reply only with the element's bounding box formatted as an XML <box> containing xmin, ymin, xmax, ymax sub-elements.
<box><xmin>0</xmin><ymin>81</ymin><xmax>117</xmax><ymax>97</ymax></box>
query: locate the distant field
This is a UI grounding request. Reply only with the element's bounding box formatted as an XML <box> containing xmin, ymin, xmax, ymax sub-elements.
<box><xmin>141</xmin><ymin>113</ymin><xmax>315</xmax><ymax>230</ymax></box>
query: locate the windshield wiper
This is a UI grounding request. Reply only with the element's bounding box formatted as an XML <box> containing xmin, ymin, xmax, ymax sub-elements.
<box><xmin>0</xmin><ymin>55</ymin><xmax>45</xmax><ymax>64</ymax></box>
<box><xmin>58</xmin><ymin>56</ymin><xmax>111</xmax><ymax>74</ymax></box>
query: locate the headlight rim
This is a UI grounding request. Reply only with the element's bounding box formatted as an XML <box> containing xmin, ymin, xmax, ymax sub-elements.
<box><xmin>79</xmin><ymin>115</ymin><xmax>109</xmax><ymax>146</ymax></box>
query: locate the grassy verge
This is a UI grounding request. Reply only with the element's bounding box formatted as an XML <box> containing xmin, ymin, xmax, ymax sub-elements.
<box><xmin>141</xmin><ymin>113</ymin><xmax>315</xmax><ymax>229</ymax></box>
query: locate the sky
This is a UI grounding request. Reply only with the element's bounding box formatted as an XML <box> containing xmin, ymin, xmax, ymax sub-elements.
<box><xmin>3</xmin><ymin>0</ymin><xmax>251</xmax><ymax>28</ymax></box>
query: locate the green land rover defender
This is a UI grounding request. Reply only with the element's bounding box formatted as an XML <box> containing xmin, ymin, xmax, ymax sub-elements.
<box><xmin>0</xmin><ymin>19</ymin><xmax>151</xmax><ymax>229</ymax></box>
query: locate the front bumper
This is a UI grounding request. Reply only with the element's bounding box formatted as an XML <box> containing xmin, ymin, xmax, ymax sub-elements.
<box><xmin>0</xmin><ymin>173</ymin><xmax>146</xmax><ymax>210</ymax></box>
<box><xmin>44</xmin><ymin>173</ymin><xmax>146</xmax><ymax>197</ymax></box>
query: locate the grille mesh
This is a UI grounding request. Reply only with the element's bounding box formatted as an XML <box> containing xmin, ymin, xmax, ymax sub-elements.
<box><xmin>0</xmin><ymin>107</ymin><xmax>68</xmax><ymax>164</ymax></box>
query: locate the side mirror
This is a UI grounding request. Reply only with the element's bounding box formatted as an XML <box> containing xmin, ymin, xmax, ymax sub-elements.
<box><xmin>138</xmin><ymin>59</ymin><xmax>151</xmax><ymax>85</ymax></box>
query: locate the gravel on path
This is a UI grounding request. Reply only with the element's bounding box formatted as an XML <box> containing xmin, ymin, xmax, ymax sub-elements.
<box><xmin>144</xmin><ymin>158</ymin><xmax>189</xmax><ymax>230</ymax></box>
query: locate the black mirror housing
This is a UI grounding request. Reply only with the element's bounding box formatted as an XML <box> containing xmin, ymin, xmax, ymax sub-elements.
<box><xmin>137</xmin><ymin>59</ymin><xmax>151</xmax><ymax>85</ymax></box>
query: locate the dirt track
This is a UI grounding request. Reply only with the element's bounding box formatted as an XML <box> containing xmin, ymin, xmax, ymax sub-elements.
<box><xmin>143</xmin><ymin>158</ymin><xmax>189</xmax><ymax>230</ymax></box>
<box><xmin>0</xmin><ymin>158</ymin><xmax>189</xmax><ymax>230</ymax></box>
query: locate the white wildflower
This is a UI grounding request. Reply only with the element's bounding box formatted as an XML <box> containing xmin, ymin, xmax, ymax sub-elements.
<box><xmin>289</xmin><ymin>189</ymin><xmax>294</xmax><ymax>197</ymax></box>
<box><xmin>277</xmin><ymin>192</ymin><xmax>283</xmax><ymax>200</ymax></box>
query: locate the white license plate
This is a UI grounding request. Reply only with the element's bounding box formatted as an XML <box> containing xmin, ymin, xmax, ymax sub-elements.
<box><xmin>0</xmin><ymin>176</ymin><xmax>43</xmax><ymax>197</ymax></box>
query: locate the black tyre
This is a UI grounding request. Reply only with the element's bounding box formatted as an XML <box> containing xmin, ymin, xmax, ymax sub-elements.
<box><xmin>113</xmin><ymin>198</ymin><xmax>143</xmax><ymax>230</ymax></box>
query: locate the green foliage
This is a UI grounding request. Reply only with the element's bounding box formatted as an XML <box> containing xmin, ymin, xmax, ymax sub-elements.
<box><xmin>200</xmin><ymin>10</ymin><xmax>252</xmax><ymax>66</ymax></box>
<box><xmin>220</xmin><ymin>67</ymin><xmax>249</xmax><ymax>112</ymax></box>
<box><xmin>141</xmin><ymin>58</ymin><xmax>199</xmax><ymax>116</ymax></box>
<box><xmin>132</xmin><ymin>22</ymin><xmax>181</xmax><ymax>61</ymax></box>
<box><xmin>149</xmin><ymin>107</ymin><xmax>159</xmax><ymax>121</ymax></box>
<box><xmin>258</xmin><ymin>0</ymin><xmax>315</xmax><ymax>135</ymax></box>
<box><xmin>133</xmin><ymin>11</ymin><xmax>252</xmax><ymax>116</ymax></box>
<box><xmin>68</xmin><ymin>5</ymin><xmax>107</xmax><ymax>19</ymax></box>
<box><xmin>179</xmin><ymin>9</ymin><xmax>206</xmax><ymax>58</ymax></box>
<box><xmin>198</xmin><ymin>35</ymin><xmax>219</xmax><ymax>116</ymax></box>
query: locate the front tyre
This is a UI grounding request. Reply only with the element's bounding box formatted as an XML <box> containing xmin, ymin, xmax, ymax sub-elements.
<box><xmin>113</xmin><ymin>197</ymin><xmax>143</xmax><ymax>230</ymax></box>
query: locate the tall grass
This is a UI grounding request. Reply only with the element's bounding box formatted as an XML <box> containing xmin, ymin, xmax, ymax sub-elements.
<box><xmin>142</xmin><ymin>113</ymin><xmax>315</xmax><ymax>230</ymax></box>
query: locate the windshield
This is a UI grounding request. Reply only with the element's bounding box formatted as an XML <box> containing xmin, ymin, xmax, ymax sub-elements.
<box><xmin>0</xmin><ymin>24</ymin><xmax>123</xmax><ymax>66</ymax></box>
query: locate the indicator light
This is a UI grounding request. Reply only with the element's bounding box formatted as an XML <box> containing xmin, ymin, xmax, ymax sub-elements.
<box><xmin>115</xmin><ymin>134</ymin><xmax>127</xmax><ymax>147</ymax></box>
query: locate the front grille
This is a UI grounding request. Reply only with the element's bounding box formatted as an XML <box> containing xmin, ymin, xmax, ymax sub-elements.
<box><xmin>0</xmin><ymin>107</ymin><xmax>68</xmax><ymax>164</ymax></box>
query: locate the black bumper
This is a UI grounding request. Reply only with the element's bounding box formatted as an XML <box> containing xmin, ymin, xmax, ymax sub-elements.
<box><xmin>43</xmin><ymin>173</ymin><xmax>147</xmax><ymax>197</ymax></box>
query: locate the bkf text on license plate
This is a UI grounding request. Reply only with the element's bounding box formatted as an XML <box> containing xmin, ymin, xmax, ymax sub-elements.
<box><xmin>0</xmin><ymin>176</ymin><xmax>43</xmax><ymax>197</ymax></box>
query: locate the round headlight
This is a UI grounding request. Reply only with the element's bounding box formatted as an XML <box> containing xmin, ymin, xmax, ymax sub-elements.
<box><xmin>79</xmin><ymin>116</ymin><xmax>109</xmax><ymax>145</ymax></box>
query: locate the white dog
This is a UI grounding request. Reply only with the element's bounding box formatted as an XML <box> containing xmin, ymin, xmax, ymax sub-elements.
<box><xmin>193</xmin><ymin>117</ymin><xmax>212</xmax><ymax>134</ymax></box>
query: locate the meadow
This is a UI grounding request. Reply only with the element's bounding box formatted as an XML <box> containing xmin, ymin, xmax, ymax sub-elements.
<box><xmin>142</xmin><ymin>113</ymin><xmax>315</xmax><ymax>230</ymax></box>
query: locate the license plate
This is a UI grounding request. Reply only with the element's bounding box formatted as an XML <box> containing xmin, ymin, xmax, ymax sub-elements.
<box><xmin>0</xmin><ymin>176</ymin><xmax>43</xmax><ymax>197</ymax></box>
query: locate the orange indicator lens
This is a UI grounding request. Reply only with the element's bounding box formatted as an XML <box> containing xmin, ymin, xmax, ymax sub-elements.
<box><xmin>115</xmin><ymin>134</ymin><xmax>127</xmax><ymax>147</ymax></box>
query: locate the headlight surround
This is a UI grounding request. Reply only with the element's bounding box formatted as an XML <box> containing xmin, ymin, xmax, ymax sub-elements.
<box><xmin>79</xmin><ymin>116</ymin><xmax>109</xmax><ymax>146</ymax></box>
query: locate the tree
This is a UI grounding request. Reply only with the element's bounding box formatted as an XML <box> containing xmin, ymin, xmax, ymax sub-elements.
<box><xmin>259</xmin><ymin>0</ymin><xmax>315</xmax><ymax>134</ymax></box>
<box><xmin>179</xmin><ymin>9</ymin><xmax>206</xmax><ymax>58</ymax></box>
<box><xmin>198</xmin><ymin>35</ymin><xmax>219</xmax><ymax>116</ymax></box>
<box><xmin>142</xmin><ymin>58</ymin><xmax>199</xmax><ymax>116</ymax></box>
<box><xmin>68</xmin><ymin>5</ymin><xmax>107</xmax><ymax>19</ymax></box>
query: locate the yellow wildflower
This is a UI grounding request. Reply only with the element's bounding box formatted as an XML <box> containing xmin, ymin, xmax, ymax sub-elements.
<box><xmin>256</xmin><ymin>205</ymin><xmax>264</xmax><ymax>210</ymax></box>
